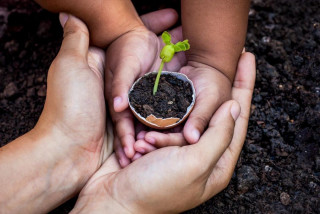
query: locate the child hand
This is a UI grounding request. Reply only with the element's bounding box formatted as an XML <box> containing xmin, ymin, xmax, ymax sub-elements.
<box><xmin>134</xmin><ymin>52</ymin><xmax>251</xmax><ymax>158</ymax></box>
<box><xmin>105</xmin><ymin>9</ymin><xmax>188</xmax><ymax>167</ymax></box>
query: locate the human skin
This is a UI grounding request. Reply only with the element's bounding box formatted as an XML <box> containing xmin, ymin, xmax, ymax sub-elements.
<box><xmin>106</xmin><ymin>1</ymin><xmax>251</xmax><ymax>165</ymax></box>
<box><xmin>33</xmin><ymin>0</ymin><xmax>181</xmax><ymax>165</ymax></box>
<box><xmin>0</xmin><ymin>14</ymin><xmax>255</xmax><ymax>213</ymax></box>
<box><xmin>105</xmin><ymin>23</ymin><xmax>188</xmax><ymax>166</ymax></box>
<box><xmin>34</xmin><ymin>0</ymin><xmax>144</xmax><ymax>47</ymax></box>
<box><xmin>0</xmin><ymin>15</ymin><xmax>108</xmax><ymax>213</ymax></box>
<box><xmin>180</xmin><ymin>0</ymin><xmax>251</xmax><ymax>144</ymax></box>
<box><xmin>71</xmin><ymin>51</ymin><xmax>256</xmax><ymax>213</ymax></box>
<box><xmin>34</xmin><ymin>0</ymin><xmax>251</xmax><ymax>167</ymax></box>
<box><xmin>134</xmin><ymin>0</ymin><xmax>251</xmax><ymax>156</ymax></box>
<box><xmin>0</xmin><ymin>11</ymin><xmax>178</xmax><ymax>214</ymax></box>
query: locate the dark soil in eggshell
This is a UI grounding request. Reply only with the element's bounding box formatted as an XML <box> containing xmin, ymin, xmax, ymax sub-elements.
<box><xmin>129</xmin><ymin>73</ymin><xmax>193</xmax><ymax>119</ymax></box>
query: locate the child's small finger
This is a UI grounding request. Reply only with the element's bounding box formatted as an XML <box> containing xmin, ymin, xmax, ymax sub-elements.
<box><xmin>132</xmin><ymin>152</ymin><xmax>143</xmax><ymax>161</ymax></box>
<box><xmin>114</xmin><ymin>136</ymin><xmax>131</xmax><ymax>168</ymax></box>
<box><xmin>134</xmin><ymin>140</ymin><xmax>157</xmax><ymax>154</ymax></box>
<box><xmin>145</xmin><ymin>132</ymin><xmax>187</xmax><ymax>148</ymax></box>
<box><xmin>137</xmin><ymin>131</ymin><xmax>147</xmax><ymax>140</ymax></box>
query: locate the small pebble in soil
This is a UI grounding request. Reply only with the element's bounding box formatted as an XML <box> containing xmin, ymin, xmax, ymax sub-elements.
<box><xmin>237</xmin><ymin>165</ymin><xmax>259</xmax><ymax>194</ymax></box>
<box><xmin>280</xmin><ymin>192</ymin><xmax>290</xmax><ymax>206</ymax></box>
<box><xmin>3</xmin><ymin>82</ymin><xmax>18</xmax><ymax>98</ymax></box>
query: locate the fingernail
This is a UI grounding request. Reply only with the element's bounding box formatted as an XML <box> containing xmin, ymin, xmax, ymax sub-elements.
<box><xmin>192</xmin><ymin>129</ymin><xmax>200</xmax><ymax>142</ymax></box>
<box><xmin>146</xmin><ymin>137</ymin><xmax>156</xmax><ymax>145</ymax></box>
<box><xmin>114</xmin><ymin>96</ymin><xmax>122</xmax><ymax>109</ymax></box>
<box><xmin>231</xmin><ymin>102</ymin><xmax>241</xmax><ymax>121</ymax></box>
<box><xmin>59</xmin><ymin>13</ymin><xmax>69</xmax><ymax>27</ymax></box>
<box><xmin>132</xmin><ymin>153</ymin><xmax>142</xmax><ymax>161</ymax></box>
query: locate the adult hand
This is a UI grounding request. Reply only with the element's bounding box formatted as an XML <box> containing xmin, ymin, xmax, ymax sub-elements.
<box><xmin>71</xmin><ymin>52</ymin><xmax>256</xmax><ymax>213</ymax></box>
<box><xmin>0</xmin><ymin>14</ymin><xmax>110</xmax><ymax>213</ymax></box>
<box><xmin>105</xmin><ymin>9</ymin><xmax>189</xmax><ymax>166</ymax></box>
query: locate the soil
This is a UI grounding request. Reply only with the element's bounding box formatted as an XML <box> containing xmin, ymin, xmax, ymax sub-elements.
<box><xmin>0</xmin><ymin>0</ymin><xmax>319</xmax><ymax>213</ymax></box>
<box><xmin>129</xmin><ymin>73</ymin><xmax>193</xmax><ymax>119</ymax></box>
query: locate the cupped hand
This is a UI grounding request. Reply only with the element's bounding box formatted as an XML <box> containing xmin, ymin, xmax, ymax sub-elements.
<box><xmin>35</xmin><ymin>14</ymin><xmax>111</xmax><ymax>178</ymax></box>
<box><xmin>70</xmin><ymin>52</ymin><xmax>256</xmax><ymax>213</ymax></box>
<box><xmin>105</xmin><ymin>9</ymin><xmax>188</xmax><ymax>166</ymax></box>
<box><xmin>136</xmin><ymin>64</ymin><xmax>232</xmax><ymax>155</ymax></box>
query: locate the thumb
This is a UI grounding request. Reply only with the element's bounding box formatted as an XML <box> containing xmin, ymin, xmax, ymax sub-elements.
<box><xmin>110</xmin><ymin>58</ymin><xmax>141</xmax><ymax>112</ymax></box>
<box><xmin>190</xmin><ymin>100</ymin><xmax>241</xmax><ymax>169</ymax></box>
<box><xmin>140</xmin><ymin>9</ymin><xmax>178</xmax><ymax>34</ymax></box>
<box><xmin>58</xmin><ymin>13</ymin><xmax>89</xmax><ymax>58</ymax></box>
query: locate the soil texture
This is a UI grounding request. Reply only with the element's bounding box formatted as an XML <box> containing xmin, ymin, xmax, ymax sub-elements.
<box><xmin>129</xmin><ymin>73</ymin><xmax>193</xmax><ymax>119</ymax></box>
<box><xmin>0</xmin><ymin>0</ymin><xmax>319</xmax><ymax>213</ymax></box>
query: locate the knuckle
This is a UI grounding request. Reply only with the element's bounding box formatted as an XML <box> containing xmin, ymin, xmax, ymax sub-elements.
<box><xmin>64</xmin><ymin>25</ymin><xmax>89</xmax><ymax>41</ymax></box>
<box><xmin>192</xmin><ymin>114</ymin><xmax>210</xmax><ymax>130</ymax></box>
<box><xmin>52</xmin><ymin>54</ymin><xmax>85</xmax><ymax>69</ymax></box>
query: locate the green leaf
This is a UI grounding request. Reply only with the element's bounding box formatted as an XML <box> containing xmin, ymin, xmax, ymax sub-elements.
<box><xmin>173</xmin><ymin>40</ymin><xmax>190</xmax><ymax>52</ymax></box>
<box><xmin>161</xmin><ymin>31</ymin><xmax>172</xmax><ymax>45</ymax></box>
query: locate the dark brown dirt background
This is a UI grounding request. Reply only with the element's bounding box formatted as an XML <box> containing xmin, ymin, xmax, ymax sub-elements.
<box><xmin>0</xmin><ymin>0</ymin><xmax>319</xmax><ymax>213</ymax></box>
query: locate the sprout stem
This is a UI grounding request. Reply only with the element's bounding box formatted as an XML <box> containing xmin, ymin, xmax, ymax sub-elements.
<box><xmin>153</xmin><ymin>60</ymin><xmax>165</xmax><ymax>95</ymax></box>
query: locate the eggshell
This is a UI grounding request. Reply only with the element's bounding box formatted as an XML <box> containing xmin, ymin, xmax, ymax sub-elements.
<box><xmin>128</xmin><ymin>71</ymin><xmax>196</xmax><ymax>129</ymax></box>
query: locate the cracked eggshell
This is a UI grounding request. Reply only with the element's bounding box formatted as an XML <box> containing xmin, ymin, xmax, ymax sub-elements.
<box><xmin>128</xmin><ymin>71</ymin><xmax>196</xmax><ymax>130</ymax></box>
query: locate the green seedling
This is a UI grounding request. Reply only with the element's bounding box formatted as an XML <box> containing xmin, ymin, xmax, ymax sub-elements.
<box><xmin>153</xmin><ymin>31</ymin><xmax>190</xmax><ymax>95</ymax></box>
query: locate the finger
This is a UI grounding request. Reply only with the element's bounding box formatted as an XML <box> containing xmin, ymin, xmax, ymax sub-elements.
<box><xmin>140</xmin><ymin>9</ymin><xmax>178</xmax><ymax>34</ymax></box>
<box><xmin>87</xmin><ymin>46</ymin><xmax>105</xmax><ymax>79</ymax></box>
<box><xmin>88</xmin><ymin>154</ymin><xmax>121</xmax><ymax>182</ymax></box>
<box><xmin>110</xmin><ymin>57</ymin><xmax>141</xmax><ymax>112</ymax></box>
<box><xmin>183</xmin><ymin>70</ymin><xmax>232</xmax><ymax>144</ymax></box>
<box><xmin>225</xmin><ymin>52</ymin><xmax>256</xmax><ymax>163</ymax></box>
<box><xmin>134</xmin><ymin>140</ymin><xmax>157</xmax><ymax>154</ymax></box>
<box><xmin>132</xmin><ymin>152</ymin><xmax>143</xmax><ymax>161</ymax></box>
<box><xmin>137</xmin><ymin>131</ymin><xmax>147</xmax><ymax>140</ymax></box>
<box><xmin>204</xmin><ymin>52</ymin><xmax>256</xmax><ymax>197</ymax></box>
<box><xmin>189</xmin><ymin>100</ymin><xmax>240</xmax><ymax>169</ymax></box>
<box><xmin>112</xmin><ymin>109</ymin><xmax>136</xmax><ymax>159</ymax></box>
<box><xmin>144</xmin><ymin>131</ymin><xmax>187</xmax><ymax>148</ymax></box>
<box><xmin>135</xmin><ymin>122</ymin><xmax>149</xmax><ymax>138</ymax></box>
<box><xmin>58</xmin><ymin>13</ymin><xmax>89</xmax><ymax>58</ymax></box>
<box><xmin>114</xmin><ymin>135</ymin><xmax>131</xmax><ymax>168</ymax></box>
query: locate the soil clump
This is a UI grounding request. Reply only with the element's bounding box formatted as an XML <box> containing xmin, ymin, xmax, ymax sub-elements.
<box><xmin>129</xmin><ymin>73</ymin><xmax>193</xmax><ymax>119</ymax></box>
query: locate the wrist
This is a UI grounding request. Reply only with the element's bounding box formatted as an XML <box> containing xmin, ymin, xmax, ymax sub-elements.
<box><xmin>71</xmin><ymin>182</ymin><xmax>132</xmax><ymax>214</ymax></box>
<box><xmin>0</xmin><ymin>128</ymin><xmax>92</xmax><ymax>213</ymax></box>
<box><xmin>187</xmin><ymin>60</ymin><xmax>233</xmax><ymax>85</ymax></box>
<box><xmin>30</xmin><ymin>124</ymin><xmax>99</xmax><ymax>185</ymax></box>
<box><xmin>28</xmin><ymin>127</ymin><xmax>94</xmax><ymax>194</ymax></box>
<box><xmin>87</xmin><ymin>0</ymin><xmax>145</xmax><ymax>47</ymax></box>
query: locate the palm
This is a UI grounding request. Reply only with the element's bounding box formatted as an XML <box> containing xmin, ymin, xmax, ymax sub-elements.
<box><xmin>180</xmin><ymin>64</ymin><xmax>232</xmax><ymax>140</ymax></box>
<box><xmin>77</xmin><ymin>147</ymin><xmax>207</xmax><ymax>213</ymax></box>
<box><xmin>43</xmin><ymin>47</ymin><xmax>108</xmax><ymax>167</ymax></box>
<box><xmin>104</xmin><ymin>26</ymin><xmax>187</xmax><ymax>165</ymax></box>
<box><xmin>105</xmin><ymin>27</ymin><xmax>186</xmax><ymax>87</ymax></box>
